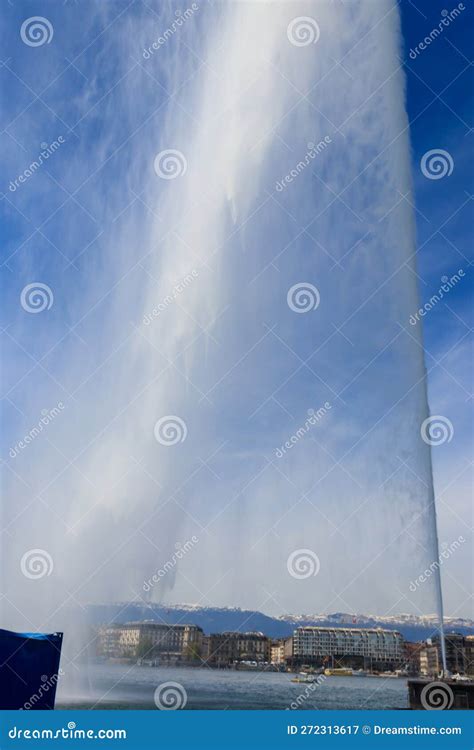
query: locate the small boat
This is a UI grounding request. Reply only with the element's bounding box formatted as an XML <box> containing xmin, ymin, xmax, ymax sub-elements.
<box><xmin>324</xmin><ymin>668</ymin><xmax>353</xmax><ymax>676</ymax></box>
<box><xmin>299</xmin><ymin>666</ymin><xmax>324</xmax><ymax>675</ymax></box>
<box><xmin>291</xmin><ymin>676</ymin><xmax>318</xmax><ymax>684</ymax></box>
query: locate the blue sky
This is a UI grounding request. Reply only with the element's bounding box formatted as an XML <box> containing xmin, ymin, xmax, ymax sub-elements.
<box><xmin>400</xmin><ymin>0</ymin><xmax>473</xmax><ymax>619</ymax></box>
<box><xmin>0</xmin><ymin>0</ymin><xmax>472</xmax><ymax>634</ymax></box>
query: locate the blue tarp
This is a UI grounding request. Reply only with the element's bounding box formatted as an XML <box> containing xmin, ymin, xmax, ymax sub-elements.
<box><xmin>0</xmin><ymin>629</ymin><xmax>63</xmax><ymax>709</ymax></box>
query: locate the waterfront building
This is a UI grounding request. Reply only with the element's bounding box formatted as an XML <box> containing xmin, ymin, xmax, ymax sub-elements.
<box><xmin>201</xmin><ymin>635</ymin><xmax>210</xmax><ymax>661</ymax></box>
<box><xmin>419</xmin><ymin>645</ymin><xmax>439</xmax><ymax>677</ymax></box>
<box><xmin>403</xmin><ymin>642</ymin><xmax>422</xmax><ymax>675</ymax></box>
<box><xmin>290</xmin><ymin>627</ymin><xmax>404</xmax><ymax>669</ymax></box>
<box><xmin>207</xmin><ymin>632</ymin><xmax>270</xmax><ymax>666</ymax></box>
<box><xmin>270</xmin><ymin>640</ymin><xmax>286</xmax><ymax>664</ymax></box>
<box><xmin>97</xmin><ymin>624</ymin><xmax>138</xmax><ymax>659</ymax></box>
<box><xmin>464</xmin><ymin>636</ymin><xmax>474</xmax><ymax>676</ymax></box>
<box><xmin>284</xmin><ymin>636</ymin><xmax>294</xmax><ymax>661</ymax></box>
<box><xmin>97</xmin><ymin>622</ymin><xmax>203</xmax><ymax>662</ymax></box>
<box><xmin>433</xmin><ymin>633</ymin><xmax>467</xmax><ymax>674</ymax></box>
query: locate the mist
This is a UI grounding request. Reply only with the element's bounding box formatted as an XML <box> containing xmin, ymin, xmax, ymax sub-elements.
<box><xmin>2</xmin><ymin>0</ymin><xmax>444</xmax><ymax>676</ymax></box>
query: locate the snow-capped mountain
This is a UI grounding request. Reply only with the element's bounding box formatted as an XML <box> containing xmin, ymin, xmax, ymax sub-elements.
<box><xmin>88</xmin><ymin>603</ymin><xmax>474</xmax><ymax>642</ymax></box>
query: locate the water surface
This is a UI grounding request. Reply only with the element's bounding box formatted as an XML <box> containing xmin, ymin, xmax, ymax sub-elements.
<box><xmin>58</xmin><ymin>664</ymin><xmax>408</xmax><ymax>710</ymax></box>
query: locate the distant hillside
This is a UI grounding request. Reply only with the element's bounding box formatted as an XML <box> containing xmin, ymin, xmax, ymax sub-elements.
<box><xmin>87</xmin><ymin>603</ymin><xmax>474</xmax><ymax>643</ymax></box>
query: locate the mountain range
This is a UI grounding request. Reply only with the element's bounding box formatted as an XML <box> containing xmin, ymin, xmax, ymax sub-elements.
<box><xmin>88</xmin><ymin>603</ymin><xmax>474</xmax><ymax>643</ymax></box>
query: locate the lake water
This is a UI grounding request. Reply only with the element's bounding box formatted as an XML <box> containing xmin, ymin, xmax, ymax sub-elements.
<box><xmin>57</xmin><ymin>664</ymin><xmax>409</xmax><ymax>710</ymax></box>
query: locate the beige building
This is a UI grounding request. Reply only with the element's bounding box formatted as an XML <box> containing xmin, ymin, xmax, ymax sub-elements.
<box><xmin>97</xmin><ymin>622</ymin><xmax>203</xmax><ymax>662</ymax></box>
<box><xmin>270</xmin><ymin>637</ymin><xmax>293</xmax><ymax>664</ymax></box>
<box><xmin>270</xmin><ymin>640</ymin><xmax>286</xmax><ymax>664</ymax></box>
<box><xmin>419</xmin><ymin>645</ymin><xmax>440</xmax><ymax>677</ymax></box>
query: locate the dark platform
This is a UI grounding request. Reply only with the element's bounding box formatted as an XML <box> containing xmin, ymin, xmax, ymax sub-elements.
<box><xmin>0</xmin><ymin>629</ymin><xmax>63</xmax><ymax>709</ymax></box>
<box><xmin>408</xmin><ymin>678</ymin><xmax>474</xmax><ymax>710</ymax></box>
